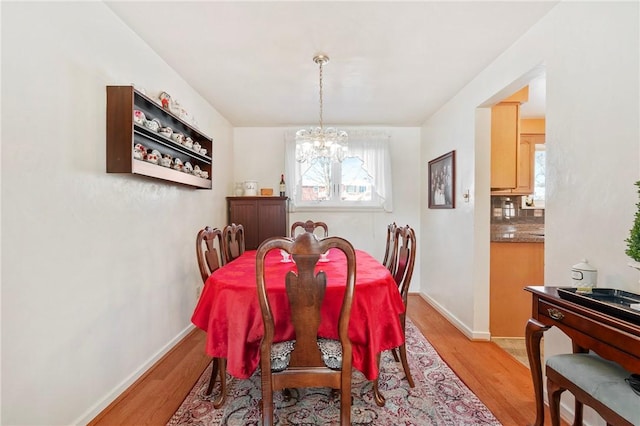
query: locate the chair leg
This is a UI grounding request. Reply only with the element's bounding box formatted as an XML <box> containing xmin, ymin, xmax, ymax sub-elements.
<box><xmin>398</xmin><ymin>343</ymin><xmax>415</xmax><ymax>388</ymax></box>
<box><xmin>373</xmin><ymin>352</ymin><xmax>386</xmax><ymax>407</ymax></box>
<box><xmin>340</xmin><ymin>385</ymin><xmax>351</xmax><ymax>425</ymax></box>
<box><xmin>205</xmin><ymin>358</ymin><xmax>219</xmax><ymax>396</ymax></box>
<box><xmin>282</xmin><ymin>388</ymin><xmax>292</xmax><ymax>401</ymax></box>
<box><xmin>546</xmin><ymin>377</ymin><xmax>565</xmax><ymax>426</ymax></box>
<box><xmin>261</xmin><ymin>380</ymin><xmax>274</xmax><ymax>426</ymax></box>
<box><xmin>391</xmin><ymin>347</ymin><xmax>400</xmax><ymax>362</ymax></box>
<box><xmin>212</xmin><ymin>358</ymin><xmax>227</xmax><ymax>409</ymax></box>
<box><xmin>373</xmin><ymin>379</ymin><xmax>386</xmax><ymax>407</ymax></box>
<box><xmin>572</xmin><ymin>399</ymin><xmax>584</xmax><ymax>426</ymax></box>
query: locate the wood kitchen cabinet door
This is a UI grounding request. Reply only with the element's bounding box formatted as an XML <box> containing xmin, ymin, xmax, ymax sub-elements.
<box><xmin>490</xmin><ymin>242</ymin><xmax>544</xmax><ymax>337</ymax></box>
<box><xmin>513</xmin><ymin>135</ymin><xmax>535</xmax><ymax>194</ymax></box>
<box><xmin>490</xmin><ymin>102</ymin><xmax>520</xmax><ymax>190</ymax></box>
<box><xmin>227</xmin><ymin>197</ymin><xmax>288</xmax><ymax>250</ymax></box>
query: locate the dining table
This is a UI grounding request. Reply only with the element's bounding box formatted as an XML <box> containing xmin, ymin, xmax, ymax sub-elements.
<box><xmin>191</xmin><ymin>247</ymin><xmax>406</xmax><ymax>381</ymax></box>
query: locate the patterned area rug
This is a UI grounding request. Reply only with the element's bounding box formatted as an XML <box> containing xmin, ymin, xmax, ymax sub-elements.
<box><xmin>168</xmin><ymin>319</ymin><xmax>501</xmax><ymax>425</ymax></box>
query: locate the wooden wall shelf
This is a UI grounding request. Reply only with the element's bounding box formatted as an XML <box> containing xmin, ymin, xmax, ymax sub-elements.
<box><xmin>107</xmin><ymin>86</ymin><xmax>213</xmax><ymax>189</ymax></box>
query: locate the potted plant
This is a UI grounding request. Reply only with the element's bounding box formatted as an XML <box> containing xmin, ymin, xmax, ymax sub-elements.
<box><xmin>625</xmin><ymin>181</ymin><xmax>640</xmax><ymax>270</ymax></box>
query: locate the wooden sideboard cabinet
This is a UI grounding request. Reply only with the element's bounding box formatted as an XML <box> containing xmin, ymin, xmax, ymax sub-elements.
<box><xmin>226</xmin><ymin>197</ymin><xmax>288</xmax><ymax>249</ymax></box>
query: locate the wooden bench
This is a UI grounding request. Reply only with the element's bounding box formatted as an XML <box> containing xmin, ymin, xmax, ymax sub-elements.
<box><xmin>546</xmin><ymin>353</ymin><xmax>639</xmax><ymax>426</ymax></box>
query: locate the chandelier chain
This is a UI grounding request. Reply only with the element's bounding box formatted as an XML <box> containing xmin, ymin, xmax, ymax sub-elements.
<box><xmin>295</xmin><ymin>53</ymin><xmax>348</xmax><ymax>163</ymax></box>
<box><xmin>318</xmin><ymin>60</ymin><xmax>324</xmax><ymax>131</ymax></box>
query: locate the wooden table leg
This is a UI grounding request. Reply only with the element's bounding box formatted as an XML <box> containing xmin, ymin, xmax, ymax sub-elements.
<box><xmin>525</xmin><ymin>318</ymin><xmax>550</xmax><ymax>426</ymax></box>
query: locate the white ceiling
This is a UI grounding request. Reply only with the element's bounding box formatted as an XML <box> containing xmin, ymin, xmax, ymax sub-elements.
<box><xmin>106</xmin><ymin>1</ymin><xmax>555</xmax><ymax>127</ymax></box>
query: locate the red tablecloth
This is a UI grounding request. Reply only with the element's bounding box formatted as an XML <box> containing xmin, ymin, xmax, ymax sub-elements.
<box><xmin>191</xmin><ymin>249</ymin><xmax>405</xmax><ymax>380</ymax></box>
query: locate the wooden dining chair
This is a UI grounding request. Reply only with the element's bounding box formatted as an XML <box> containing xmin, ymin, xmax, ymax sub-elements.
<box><xmin>389</xmin><ymin>225</ymin><xmax>417</xmax><ymax>387</ymax></box>
<box><xmin>290</xmin><ymin>220</ymin><xmax>329</xmax><ymax>238</ymax></box>
<box><xmin>195</xmin><ymin>226</ymin><xmax>228</xmax><ymax>407</ymax></box>
<box><xmin>196</xmin><ymin>226</ymin><xmax>224</xmax><ymax>282</ymax></box>
<box><xmin>256</xmin><ymin>232</ymin><xmax>356</xmax><ymax>426</ymax></box>
<box><xmin>382</xmin><ymin>222</ymin><xmax>398</xmax><ymax>274</ymax></box>
<box><xmin>221</xmin><ymin>223</ymin><xmax>245</xmax><ymax>264</ymax></box>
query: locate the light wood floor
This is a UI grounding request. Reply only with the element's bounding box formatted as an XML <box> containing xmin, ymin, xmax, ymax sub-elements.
<box><xmin>89</xmin><ymin>294</ymin><xmax>564</xmax><ymax>425</ymax></box>
<box><xmin>493</xmin><ymin>337</ymin><xmax>530</xmax><ymax>367</ymax></box>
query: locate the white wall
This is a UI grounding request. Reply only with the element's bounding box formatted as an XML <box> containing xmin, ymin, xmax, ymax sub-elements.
<box><xmin>1</xmin><ymin>3</ymin><xmax>233</xmax><ymax>425</ymax></box>
<box><xmin>233</xmin><ymin>127</ymin><xmax>421</xmax><ymax>290</ymax></box>
<box><xmin>421</xmin><ymin>1</ymin><xmax>639</xmax><ymax>424</ymax></box>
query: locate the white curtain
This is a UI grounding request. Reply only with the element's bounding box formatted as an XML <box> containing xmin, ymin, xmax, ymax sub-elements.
<box><xmin>284</xmin><ymin>129</ymin><xmax>393</xmax><ymax>211</ymax></box>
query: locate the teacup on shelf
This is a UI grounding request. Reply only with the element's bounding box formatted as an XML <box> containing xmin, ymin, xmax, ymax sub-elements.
<box><xmin>173</xmin><ymin>158</ymin><xmax>184</xmax><ymax>172</ymax></box>
<box><xmin>159</xmin><ymin>91</ymin><xmax>172</xmax><ymax>110</ymax></box>
<box><xmin>199</xmin><ymin>148</ymin><xmax>207</xmax><ymax>156</ymax></box>
<box><xmin>160</xmin><ymin>154</ymin><xmax>172</xmax><ymax>167</ymax></box>
<box><xmin>134</xmin><ymin>143</ymin><xmax>147</xmax><ymax>153</ymax></box>
<box><xmin>144</xmin><ymin>118</ymin><xmax>161</xmax><ymax>132</ymax></box>
<box><xmin>133</xmin><ymin>110</ymin><xmax>146</xmax><ymax>125</ymax></box>
<box><xmin>184</xmin><ymin>162</ymin><xmax>194</xmax><ymax>174</ymax></box>
<box><xmin>183</xmin><ymin>137</ymin><xmax>193</xmax><ymax>149</ymax></box>
<box><xmin>171</xmin><ymin>133</ymin><xmax>184</xmax><ymax>144</ymax></box>
<box><xmin>193</xmin><ymin>142</ymin><xmax>201</xmax><ymax>152</ymax></box>
<box><xmin>159</xmin><ymin>127</ymin><xmax>173</xmax><ymax>138</ymax></box>
<box><xmin>200</xmin><ymin>171</ymin><xmax>209</xmax><ymax>179</ymax></box>
<box><xmin>145</xmin><ymin>151</ymin><xmax>159</xmax><ymax>164</ymax></box>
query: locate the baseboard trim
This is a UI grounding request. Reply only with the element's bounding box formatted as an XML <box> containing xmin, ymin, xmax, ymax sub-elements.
<box><xmin>75</xmin><ymin>324</ymin><xmax>195</xmax><ymax>425</ymax></box>
<box><xmin>415</xmin><ymin>292</ymin><xmax>490</xmax><ymax>341</ymax></box>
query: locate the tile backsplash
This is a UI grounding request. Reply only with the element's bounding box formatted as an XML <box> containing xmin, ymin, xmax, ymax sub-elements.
<box><xmin>491</xmin><ymin>196</ymin><xmax>545</xmax><ymax>223</ymax></box>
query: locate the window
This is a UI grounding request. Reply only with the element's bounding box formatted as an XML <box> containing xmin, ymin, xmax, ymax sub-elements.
<box><xmin>532</xmin><ymin>144</ymin><xmax>545</xmax><ymax>208</ymax></box>
<box><xmin>285</xmin><ymin>130</ymin><xmax>393</xmax><ymax>211</ymax></box>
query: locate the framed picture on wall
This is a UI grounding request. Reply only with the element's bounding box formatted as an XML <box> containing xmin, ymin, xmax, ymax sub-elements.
<box><xmin>428</xmin><ymin>150</ymin><xmax>455</xmax><ymax>209</ymax></box>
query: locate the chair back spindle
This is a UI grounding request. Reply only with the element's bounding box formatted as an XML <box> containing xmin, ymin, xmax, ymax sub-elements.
<box><xmin>196</xmin><ymin>226</ymin><xmax>224</xmax><ymax>283</ymax></box>
<box><xmin>256</xmin><ymin>232</ymin><xmax>355</xmax><ymax>425</ymax></box>
<box><xmin>290</xmin><ymin>220</ymin><xmax>329</xmax><ymax>238</ymax></box>
<box><xmin>382</xmin><ymin>222</ymin><xmax>398</xmax><ymax>273</ymax></box>
<box><xmin>222</xmin><ymin>223</ymin><xmax>245</xmax><ymax>263</ymax></box>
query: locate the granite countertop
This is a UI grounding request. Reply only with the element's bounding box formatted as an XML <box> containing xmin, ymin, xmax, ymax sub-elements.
<box><xmin>491</xmin><ymin>223</ymin><xmax>545</xmax><ymax>243</ymax></box>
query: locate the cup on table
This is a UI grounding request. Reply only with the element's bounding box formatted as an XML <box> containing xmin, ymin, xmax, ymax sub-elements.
<box><xmin>320</xmin><ymin>249</ymin><xmax>330</xmax><ymax>262</ymax></box>
<box><xmin>280</xmin><ymin>249</ymin><xmax>291</xmax><ymax>263</ymax></box>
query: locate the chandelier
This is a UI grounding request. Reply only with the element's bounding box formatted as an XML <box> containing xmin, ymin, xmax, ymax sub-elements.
<box><xmin>295</xmin><ymin>54</ymin><xmax>348</xmax><ymax>163</ymax></box>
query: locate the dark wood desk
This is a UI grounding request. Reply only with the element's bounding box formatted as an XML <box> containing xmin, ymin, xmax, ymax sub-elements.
<box><xmin>524</xmin><ymin>286</ymin><xmax>640</xmax><ymax>426</ymax></box>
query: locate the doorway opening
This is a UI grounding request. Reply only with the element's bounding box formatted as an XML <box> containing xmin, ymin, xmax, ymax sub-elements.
<box><xmin>484</xmin><ymin>68</ymin><xmax>546</xmax><ymax>366</ymax></box>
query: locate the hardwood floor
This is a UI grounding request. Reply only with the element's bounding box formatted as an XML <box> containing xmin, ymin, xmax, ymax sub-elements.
<box><xmin>89</xmin><ymin>294</ymin><xmax>563</xmax><ymax>425</ymax></box>
<box><xmin>88</xmin><ymin>329</ymin><xmax>211</xmax><ymax>426</ymax></box>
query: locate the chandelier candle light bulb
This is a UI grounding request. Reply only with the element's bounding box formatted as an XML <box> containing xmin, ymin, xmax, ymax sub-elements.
<box><xmin>295</xmin><ymin>54</ymin><xmax>348</xmax><ymax>163</ymax></box>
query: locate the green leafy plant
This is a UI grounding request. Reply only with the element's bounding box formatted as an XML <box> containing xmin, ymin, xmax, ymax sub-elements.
<box><xmin>625</xmin><ymin>181</ymin><xmax>640</xmax><ymax>261</ymax></box>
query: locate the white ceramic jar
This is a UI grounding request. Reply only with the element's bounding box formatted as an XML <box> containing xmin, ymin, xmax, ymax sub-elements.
<box><xmin>571</xmin><ymin>259</ymin><xmax>597</xmax><ymax>292</ymax></box>
<box><xmin>243</xmin><ymin>180</ymin><xmax>258</xmax><ymax>196</ymax></box>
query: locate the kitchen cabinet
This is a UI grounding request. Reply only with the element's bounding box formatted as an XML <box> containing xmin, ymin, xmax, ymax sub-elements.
<box><xmin>492</xmin><ymin>134</ymin><xmax>543</xmax><ymax>195</ymax></box>
<box><xmin>514</xmin><ymin>135</ymin><xmax>535</xmax><ymax>194</ymax></box>
<box><xmin>490</xmin><ymin>241</ymin><xmax>544</xmax><ymax>337</ymax></box>
<box><xmin>106</xmin><ymin>86</ymin><xmax>213</xmax><ymax>189</ymax></box>
<box><xmin>490</xmin><ymin>102</ymin><xmax>520</xmax><ymax>190</ymax></box>
<box><xmin>227</xmin><ymin>197</ymin><xmax>288</xmax><ymax>250</ymax></box>
<box><xmin>516</xmin><ymin>134</ymin><xmax>545</xmax><ymax>194</ymax></box>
